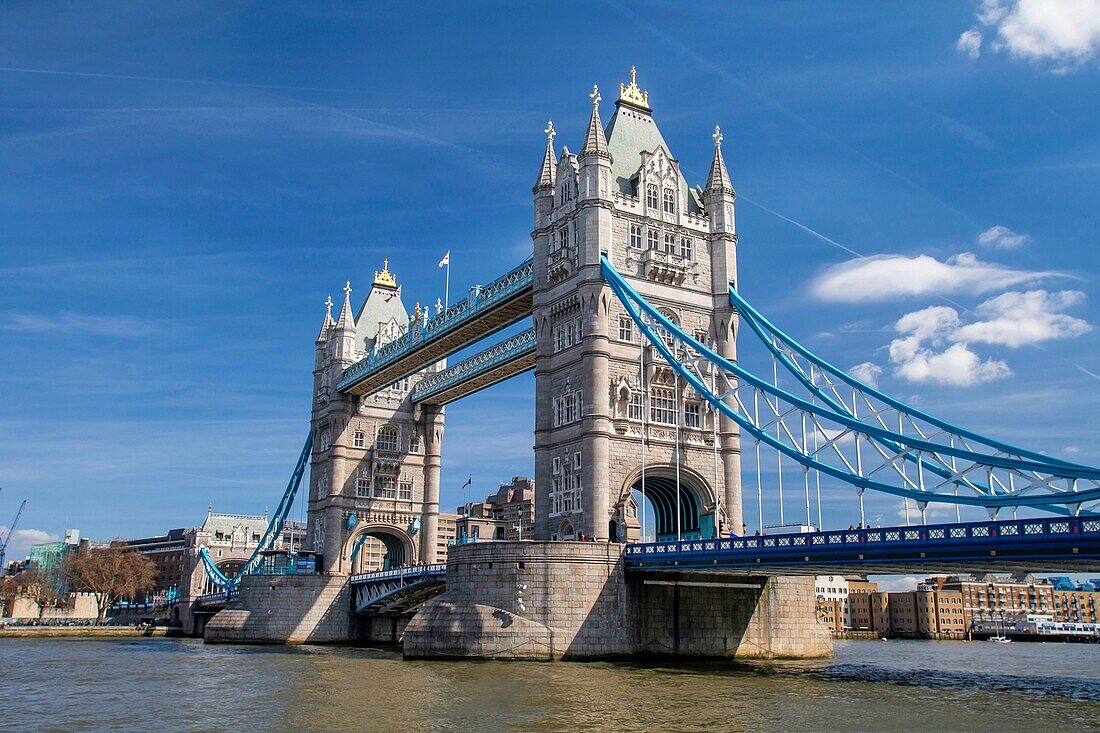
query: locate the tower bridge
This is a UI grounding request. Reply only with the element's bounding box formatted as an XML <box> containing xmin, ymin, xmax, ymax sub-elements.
<box><xmin>200</xmin><ymin>69</ymin><xmax>1099</xmax><ymax>659</ymax></box>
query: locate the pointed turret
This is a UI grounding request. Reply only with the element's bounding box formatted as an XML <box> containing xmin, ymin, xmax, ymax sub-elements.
<box><xmin>580</xmin><ymin>85</ymin><xmax>610</xmax><ymax>159</ymax></box>
<box><xmin>316</xmin><ymin>296</ymin><xmax>335</xmax><ymax>344</ymax></box>
<box><xmin>533</xmin><ymin>120</ymin><xmax>557</xmax><ymax>193</ymax></box>
<box><xmin>705</xmin><ymin>125</ymin><xmax>734</xmax><ymax>195</ymax></box>
<box><xmin>335</xmin><ymin>281</ymin><xmax>355</xmax><ymax>332</ymax></box>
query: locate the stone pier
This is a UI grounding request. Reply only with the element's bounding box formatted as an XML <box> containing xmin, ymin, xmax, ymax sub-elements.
<box><xmin>403</xmin><ymin>541</ymin><xmax>832</xmax><ymax>660</ymax></box>
<box><xmin>204</xmin><ymin>574</ymin><xmax>351</xmax><ymax>644</ymax></box>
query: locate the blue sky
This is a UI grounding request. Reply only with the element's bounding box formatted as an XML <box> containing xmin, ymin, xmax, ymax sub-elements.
<box><xmin>1</xmin><ymin>1</ymin><xmax>1098</xmax><ymax>561</ymax></box>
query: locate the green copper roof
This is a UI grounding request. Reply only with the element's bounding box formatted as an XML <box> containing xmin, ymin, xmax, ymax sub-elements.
<box><xmin>355</xmin><ymin>283</ymin><xmax>409</xmax><ymax>350</ymax></box>
<box><xmin>604</xmin><ymin>102</ymin><xmax>702</xmax><ymax>213</ymax></box>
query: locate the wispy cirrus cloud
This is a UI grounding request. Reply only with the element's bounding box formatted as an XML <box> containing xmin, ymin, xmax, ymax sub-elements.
<box><xmin>1</xmin><ymin>311</ymin><xmax>155</xmax><ymax>338</ymax></box>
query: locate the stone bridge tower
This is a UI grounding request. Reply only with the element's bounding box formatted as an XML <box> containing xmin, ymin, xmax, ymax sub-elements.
<box><xmin>531</xmin><ymin>69</ymin><xmax>743</xmax><ymax>543</ymax></box>
<box><xmin>306</xmin><ymin>261</ymin><xmax>445</xmax><ymax>574</ymax></box>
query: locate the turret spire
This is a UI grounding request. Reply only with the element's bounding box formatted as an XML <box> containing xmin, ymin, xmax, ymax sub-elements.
<box><xmin>581</xmin><ymin>85</ymin><xmax>610</xmax><ymax>158</ymax></box>
<box><xmin>534</xmin><ymin>119</ymin><xmax>557</xmax><ymax>191</ymax></box>
<box><xmin>316</xmin><ymin>295</ymin><xmax>336</xmax><ymax>343</ymax></box>
<box><xmin>705</xmin><ymin>124</ymin><xmax>734</xmax><ymax>194</ymax></box>
<box><xmin>335</xmin><ymin>280</ymin><xmax>355</xmax><ymax>331</ymax></box>
<box><xmin>617</xmin><ymin>65</ymin><xmax>651</xmax><ymax>112</ymax></box>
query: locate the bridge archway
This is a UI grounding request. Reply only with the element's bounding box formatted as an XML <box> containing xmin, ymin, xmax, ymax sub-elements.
<box><xmin>193</xmin><ymin>554</ymin><xmax>249</xmax><ymax>595</ymax></box>
<box><xmin>342</xmin><ymin>524</ymin><xmax>417</xmax><ymax>575</ymax></box>
<box><xmin>621</xmin><ymin>466</ymin><xmax>716</xmax><ymax>542</ymax></box>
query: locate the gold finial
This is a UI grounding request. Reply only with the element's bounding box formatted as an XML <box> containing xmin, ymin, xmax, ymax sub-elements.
<box><xmin>618</xmin><ymin>65</ymin><xmax>650</xmax><ymax>111</ymax></box>
<box><xmin>373</xmin><ymin>258</ymin><xmax>397</xmax><ymax>289</ymax></box>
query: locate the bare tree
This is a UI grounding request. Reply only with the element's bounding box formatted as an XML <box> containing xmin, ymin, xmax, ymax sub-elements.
<box><xmin>61</xmin><ymin>543</ymin><xmax>156</xmax><ymax>622</ymax></box>
<box><xmin>0</xmin><ymin>568</ymin><xmax>62</xmax><ymax>617</ymax></box>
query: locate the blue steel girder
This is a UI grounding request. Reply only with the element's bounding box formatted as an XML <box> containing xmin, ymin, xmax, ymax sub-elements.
<box><xmin>351</xmin><ymin>564</ymin><xmax>447</xmax><ymax>615</ymax></box>
<box><xmin>600</xmin><ymin>256</ymin><xmax>1100</xmax><ymax>515</ymax></box>
<box><xmin>410</xmin><ymin>328</ymin><xmax>536</xmax><ymax>406</ymax></box>
<box><xmin>337</xmin><ymin>259</ymin><xmax>533</xmax><ymax>397</ymax></box>
<box><xmin>198</xmin><ymin>433</ymin><xmax>313</xmax><ymax>590</ymax></box>
<box><xmin>625</xmin><ymin>517</ymin><xmax>1100</xmax><ymax>575</ymax></box>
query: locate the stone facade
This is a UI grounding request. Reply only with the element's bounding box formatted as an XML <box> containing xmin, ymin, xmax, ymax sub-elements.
<box><xmin>404</xmin><ymin>541</ymin><xmax>832</xmax><ymax>659</ymax></box>
<box><xmin>204</xmin><ymin>574</ymin><xmax>352</xmax><ymax>644</ymax></box>
<box><xmin>306</xmin><ymin>262</ymin><xmax>447</xmax><ymax>574</ymax></box>
<box><xmin>531</xmin><ymin>70</ymin><xmax>742</xmax><ymax>544</ymax></box>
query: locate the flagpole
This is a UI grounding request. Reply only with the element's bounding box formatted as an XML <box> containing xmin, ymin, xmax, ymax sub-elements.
<box><xmin>445</xmin><ymin>257</ymin><xmax>451</xmax><ymax>309</ymax></box>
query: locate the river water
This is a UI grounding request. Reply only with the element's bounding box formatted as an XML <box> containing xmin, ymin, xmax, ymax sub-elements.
<box><xmin>2</xmin><ymin>638</ymin><xmax>1098</xmax><ymax>732</ymax></box>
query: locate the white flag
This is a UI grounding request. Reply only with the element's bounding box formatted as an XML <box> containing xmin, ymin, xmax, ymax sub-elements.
<box><xmin>438</xmin><ymin>251</ymin><xmax>450</xmax><ymax>268</ymax></box>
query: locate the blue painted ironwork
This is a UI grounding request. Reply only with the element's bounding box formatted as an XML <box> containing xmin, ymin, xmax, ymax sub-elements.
<box><xmin>194</xmin><ymin>589</ymin><xmax>240</xmax><ymax>606</ymax></box>
<box><xmin>337</xmin><ymin>259</ymin><xmax>533</xmax><ymax>393</ymax></box>
<box><xmin>625</xmin><ymin>517</ymin><xmax>1100</xmax><ymax>572</ymax></box>
<box><xmin>198</xmin><ymin>433</ymin><xmax>313</xmax><ymax>590</ymax></box>
<box><xmin>728</xmin><ymin>284</ymin><xmax>1090</xmax><ymax>471</ymax></box>
<box><xmin>601</xmin><ymin>256</ymin><xmax>1100</xmax><ymax>513</ymax></box>
<box><xmin>410</xmin><ymin>328</ymin><xmax>536</xmax><ymax>404</ymax></box>
<box><xmin>351</xmin><ymin>563</ymin><xmax>447</xmax><ymax>614</ymax></box>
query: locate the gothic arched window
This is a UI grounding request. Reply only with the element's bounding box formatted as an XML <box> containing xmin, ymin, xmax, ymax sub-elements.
<box><xmin>663</xmin><ymin>187</ymin><xmax>675</xmax><ymax>213</ymax></box>
<box><xmin>376</xmin><ymin>425</ymin><xmax>398</xmax><ymax>452</ymax></box>
<box><xmin>646</xmin><ymin>183</ymin><xmax>659</xmax><ymax>209</ymax></box>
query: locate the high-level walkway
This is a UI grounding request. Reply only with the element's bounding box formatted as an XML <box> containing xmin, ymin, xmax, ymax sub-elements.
<box><xmin>337</xmin><ymin>259</ymin><xmax>533</xmax><ymax>397</ymax></box>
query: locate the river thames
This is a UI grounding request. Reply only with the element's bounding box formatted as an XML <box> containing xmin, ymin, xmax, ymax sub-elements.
<box><xmin>2</xmin><ymin>638</ymin><xmax>1098</xmax><ymax>732</ymax></box>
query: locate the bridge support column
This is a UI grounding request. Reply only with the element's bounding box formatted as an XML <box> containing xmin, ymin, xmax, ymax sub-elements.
<box><xmin>420</xmin><ymin>405</ymin><xmax>444</xmax><ymax>563</ymax></box>
<box><xmin>636</xmin><ymin>574</ymin><xmax>831</xmax><ymax>659</ymax></box>
<box><xmin>404</xmin><ymin>543</ymin><xmax>831</xmax><ymax>660</ymax></box>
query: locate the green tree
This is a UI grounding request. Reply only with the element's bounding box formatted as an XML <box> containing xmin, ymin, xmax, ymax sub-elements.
<box><xmin>61</xmin><ymin>543</ymin><xmax>156</xmax><ymax>622</ymax></box>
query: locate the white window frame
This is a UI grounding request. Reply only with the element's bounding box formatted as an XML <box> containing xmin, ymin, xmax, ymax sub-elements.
<box><xmin>618</xmin><ymin>316</ymin><xmax>634</xmax><ymax>342</ymax></box>
<box><xmin>376</xmin><ymin>426</ymin><xmax>398</xmax><ymax>452</ymax></box>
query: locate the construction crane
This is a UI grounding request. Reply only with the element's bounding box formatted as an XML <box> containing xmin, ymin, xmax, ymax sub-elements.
<box><xmin>0</xmin><ymin>500</ymin><xmax>27</xmax><ymax>573</ymax></box>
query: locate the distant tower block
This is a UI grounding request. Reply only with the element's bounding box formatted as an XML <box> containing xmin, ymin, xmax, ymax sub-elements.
<box><xmin>531</xmin><ymin>69</ymin><xmax>742</xmax><ymax>544</ymax></box>
<box><xmin>306</xmin><ymin>260</ymin><xmax>446</xmax><ymax>574</ymax></box>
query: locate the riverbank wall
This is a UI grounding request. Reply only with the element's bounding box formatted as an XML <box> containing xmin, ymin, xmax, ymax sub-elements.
<box><xmin>0</xmin><ymin>626</ymin><xmax>176</xmax><ymax>639</ymax></box>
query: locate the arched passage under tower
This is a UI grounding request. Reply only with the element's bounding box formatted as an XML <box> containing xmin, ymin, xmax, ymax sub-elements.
<box><xmin>342</xmin><ymin>524</ymin><xmax>417</xmax><ymax>574</ymax></box>
<box><xmin>622</xmin><ymin>466</ymin><xmax>718</xmax><ymax>542</ymax></box>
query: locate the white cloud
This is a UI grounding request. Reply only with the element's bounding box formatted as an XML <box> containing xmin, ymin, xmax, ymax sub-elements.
<box><xmin>811</xmin><ymin>252</ymin><xmax>1058</xmax><ymax>303</ymax></box>
<box><xmin>893</xmin><ymin>341</ymin><xmax>1012</xmax><ymax>386</ymax></box>
<box><xmin>0</xmin><ymin>527</ymin><xmax>59</xmax><ymax>564</ymax></box>
<box><xmin>872</xmin><ymin>575</ymin><xmax>920</xmax><ymax>592</ymax></box>
<box><xmin>953</xmin><ymin>289</ymin><xmax>1093</xmax><ymax>346</ymax></box>
<box><xmin>970</xmin><ymin>0</ymin><xmax>1100</xmax><ymax>71</ymax></box>
<box><xmin>888</xmin><ymin>306</ymin><xmax>1011</xmax><ymax>386</ymax></box>
<box><xmin>957</xmin><ymin>28</ymin><xmax>984</xmax><ymax>58</ymax></box>
<box><xmin>977</xmin><ymin>224</ymin><xmax>1030</xmax><ymax>249</ymax></box>
<box><xmin>885</xmin><ymin>290</ymin><xmax>1092</xmax><ymax>386</ymax></box>
<box><xmin>1</xmin><ymin>311</ymin><xmax>154</xmax><ymax>338</ymax></box>
<box><xmin>848</xmin><ymin>361</ymin><xmax>883</xmax><ymax>388</ymax></box>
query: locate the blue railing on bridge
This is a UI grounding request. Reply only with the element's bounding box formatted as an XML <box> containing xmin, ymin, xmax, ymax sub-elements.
<box><xmin>194</xmin><ymin>589</ymin><xmax>240</xmax><ymax>604</ymax></box>
<box><xmin>625</xmin><ymin>517</ymin><xmax>1100</xmax><ymax>567</ymax></box>
<box><xmin>336</xmin><ymin>259</ymin><xmax>533</xmax><ymax>393</ymax></box>
<box><xmin>410</xmin><ymin>328</ymin><xmax>535</xmax><ymax>404</ymax></box>
<box><xmin>349</xmin><ymin>563</ymin><xmax>446</xmax><ymax>586</ymax></box>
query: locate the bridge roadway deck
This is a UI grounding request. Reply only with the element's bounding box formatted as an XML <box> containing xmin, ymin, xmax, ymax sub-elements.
<box><xmin>350</xmin><ymin>564</ymin><xmax>447</xmax><ymax>615</ymax></box>
<box><xmin>624</xmin><ymin>517</ymin><xmax>1100</xmax><ymax>575</ymax></box>
<box><xmin>337</xmin><ymin>259</ymin><xmax>533</xmax><ymax>397</ymax></box>
<box><xmin>410</xmin><ymin>328</ymin><xmax>535</xmax><ymax>405</ymax></box>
